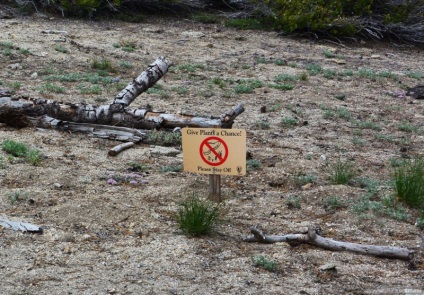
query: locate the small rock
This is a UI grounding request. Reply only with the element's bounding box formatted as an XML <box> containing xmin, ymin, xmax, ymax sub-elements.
<box><xmin>30</xmin><ymin>72</ymin><xmax>38</xmax><ymax>78</ymax></box>
<box><xmin>53</xmin><ymin>183</ymin><xmax>62</xmax><ymax>189</ymax></box>
<box><xmin>319</xmin><ymin>263</ymin><xmax>337</xmax><ymax>272</ymax></box>
<box><xmin>370</xmin><ymin>54</ymin><xmax>381</xmax><ymax>59</ymax></box>
<box><xmin>301</xmin><ymin>183</ymin><xmax>313</xmax><ymax>190</ymax></box>
<box><xmin>63</xmin><ymin>245</ymin><xmax>73</xmax><ymax>254</ymax></box>
<box><xmin>320</xmin><ymin>155</ymin><xmax>327</xmax><ymax>161</ymax></box>
<box><xmin>8</xmin><ymin>63</ymin><xmax>21</xmax><ymax>70</ymax></box>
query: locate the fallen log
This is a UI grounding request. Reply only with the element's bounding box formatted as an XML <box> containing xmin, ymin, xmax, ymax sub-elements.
<box><xmin>244</xmin><ymin>225</ymin><xmax>415</xmax><ymax>260</ymax></box>
<box><xmin>0</xmin><ymin>96</ymin><xmax>244</xmax><ymax>130</ymax></box>
<box><xmin>0</xmin><ymin>56</ymin><xmax>245</xmax><ymax>138</ymax></box>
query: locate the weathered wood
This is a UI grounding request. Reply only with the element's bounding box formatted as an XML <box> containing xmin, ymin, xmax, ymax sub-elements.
<box><xmin>0</xmin><ymin>218</ymin><xmax>43</xmax><ymax>233</ymax></box>
<box><xmin>0</xmin><ymin>96</ymin><xmax>244</xmax><ymax>130</ymax></box>
<box><xmin>113</xmin><ymin>56</ymin><xmax>172</xmax><ymax>107</ymax></box>
<box><xmin>30</xmin><ymin>116</ymin><xmax>146</xmax><ymax>142</ymax></box>
<box><xmin>244</xmin><ymin>226</ymin><xmax>415</xmax><ymax>260</ymax></box>
<box><xmin>108</xmin><ymin>142</ymin><xmax>135</xmax><ymax>156</ymax></box>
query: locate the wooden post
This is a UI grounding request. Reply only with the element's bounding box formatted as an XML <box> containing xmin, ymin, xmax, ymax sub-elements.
<box><xmin>209</xmin><ymin>174</ymin><xmax>221</xmax><ymax>202</ymax></box>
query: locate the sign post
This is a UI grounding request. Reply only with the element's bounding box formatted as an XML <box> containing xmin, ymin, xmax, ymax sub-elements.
<box><xmin>182</xmin><ymin>128</ymin><xmax>246</xmax><ymax>202</ymax></box>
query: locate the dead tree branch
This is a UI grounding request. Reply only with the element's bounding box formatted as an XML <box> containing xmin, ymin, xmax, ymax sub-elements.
<box><xmin>244</xmin><ymin>226</ymin><xmax>415</xmax><ymax>260</ymax></box>
<box><xmin>0</xmin><ymin>56</ymin><xmax>245</xmax><ymax>141</ymax></box>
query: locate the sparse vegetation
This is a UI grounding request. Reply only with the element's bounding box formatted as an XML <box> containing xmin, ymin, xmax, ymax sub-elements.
<box><xmin>286</xmin><ymin>196</ymin><xmax>302</xmax><ymax>209</ymax></box>
<box><xmin>393</xmin><ymin>157</ymin><xmax>424</xmax><ymax>209</ymax></box>
<box><xmin>176</xmin><ymin>195</ymin><xmax>221</xmax><ymax>236</ymax></box>
<box><xmin>146</xmin><ymin>130</ymin><xmax>181</xmax><ymax>146</ymax></box>
<box><xmin>161</xmin><ymin>165</ymin><xmax>183</xmax><ymax>173</ymax></box>
<box><xmin>323</xmin><ymin>49</ymin><xmax>335</xmax><ymax>58</ymax></box>
<box><xmin>397</xmin><ymin>121</ymin><xmax>419</xmax><ymax>133</ymax></box>
<box><xmin>247</xmin><ymin>159</ymin><xmax>261</xmax><ymax>170</ymax></box>
<box><xmin>1</xmin><ymin>140</ymin><xmax>42</xmax><ymax>166</ymax></box>
<box><xmin>324</xmin><ymin>196</ymin><xmax>346</xmax><ymax>211</ymax></box>
<box><xmin>7</xmin><ymin>190</ymin><xmax>28</xmax><ymax>204</ymax></box>
<box><xmin>55</xmin><ymin>45</ymin><xmax>69</xmax><ymax>53</ymax></box>
<box><xmin>305</xmin><ymin>63</ymin><xmax>322</xmax><ymax>75</ymax></box>
<box><xmin>294</xmin><ymin>174</ymin><xmax>315</xmax><ymax>187</ymax></box>
<box><xmin>251</xmin><ymin>255</ymin><xmax>277</xmax><ymax>272</ymax></box>
<box><xmin>281</xmin><ymin>116</ymin><xmax>298</xmax><ymax>127</ymax></box>
<box><xmin>255</xmin><ymin>120</ymin><xmax>270</xmax><ymax>130</ymax></box>
<box><xmin>174</xmin><ymin>63</ymin><xmax>205</xmax><ymax>73</ymax></box>
<box><xmin>9</xmin><ymin>81</ymin><xmax>21</xmax><ymax>90</ymax></box>
<box><xmin>119</xmin><ymin>61</ymin><xmax>133</xmax><ymax>68</ymax></box>
<box><xmin>269</xmin><ymin>83</ymin><xmax>295</xmax><ymax>90</ymax></box>
<box><xmin>39</xmin><ymin>83</ymin><xmax>66</xmax><ymax>94</ymax></box>
<box><xmin>92</xmin><ymin>58</ymin><xmax>114</xmax><ymax>72</ymax></box>
<box><xmin>329</xmin><ymin>159</ymin><xmax>356</xmax><ymax>185</ymax></box>
<box><xmin>406</xmin><ymin>71</ymin><xmax>424</xmax><ymax>79</ymax></box>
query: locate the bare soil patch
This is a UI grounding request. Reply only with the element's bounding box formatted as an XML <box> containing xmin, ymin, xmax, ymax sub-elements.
<box><xmin>0</xmin><ymin>15</ymin><xmax>423</xmax><ymax>295</ymax></box>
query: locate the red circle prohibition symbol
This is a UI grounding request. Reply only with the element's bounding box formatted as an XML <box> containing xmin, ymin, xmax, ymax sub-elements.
<box><xmin>199</xmin><ymin>136</ymin><xmax>229</xmax><ymax>167</ymax></box>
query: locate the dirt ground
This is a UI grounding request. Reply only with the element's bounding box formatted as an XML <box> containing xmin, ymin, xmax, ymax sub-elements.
<box><xmin>0</xmin><ymin>13</ymin><xmax>424</xmax><ymax>295</ymax></box>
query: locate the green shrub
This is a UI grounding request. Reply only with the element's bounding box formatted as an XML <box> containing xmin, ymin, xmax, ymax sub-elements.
<box><xmin>59</xmin><ymin>0</ymin><xmax>122</xmax><ymax>17</ymax></box>
<box><xmin>393</xmin><ymin>157</ymin><xmax>424</xmax><ymax>209</ymax></box>
<box><xmin>176</xmin><ymin>195</ymin><xmax>221</xmax><ymax>236</ymax></box>
<box><xmin>268</xmin><ymin>0</ymin><xmax>373</xmax><ymax>34</ymax></box>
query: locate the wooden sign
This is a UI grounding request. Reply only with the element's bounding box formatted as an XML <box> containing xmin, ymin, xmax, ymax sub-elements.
<box><xmin>182</xmin><ymin>128</ymin><xmax>246</xmax><ymax>176</ymax></box>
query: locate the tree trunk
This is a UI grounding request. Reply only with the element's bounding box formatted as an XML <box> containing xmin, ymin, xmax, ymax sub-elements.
<box><xmin>244</xmin><ymin>226</ymin><xmax>415</xmax><ymax>260</ymax></box>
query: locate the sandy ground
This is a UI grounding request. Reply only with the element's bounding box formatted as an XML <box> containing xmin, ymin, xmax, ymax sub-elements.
<box><xmin>0</xmin><ymin>13</ymin><xmax>424</xmax><ymax>295</ymax></box>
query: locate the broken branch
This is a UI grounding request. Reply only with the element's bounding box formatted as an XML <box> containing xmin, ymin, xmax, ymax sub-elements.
<box><xmin>108</xmin><ymin>142</ymin><xmax>135</xmax><ymax>156</ymax></box>
<box><xmin>245</xmin><ymin>226</ymin><xmax>415</xmax><ymax>260</ymax></box>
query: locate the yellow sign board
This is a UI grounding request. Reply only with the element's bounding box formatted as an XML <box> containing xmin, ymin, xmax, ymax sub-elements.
<box><xmin>182</xmin><ymin>128</ymin><xmax>246</xmax><ymax>176</ymax></box>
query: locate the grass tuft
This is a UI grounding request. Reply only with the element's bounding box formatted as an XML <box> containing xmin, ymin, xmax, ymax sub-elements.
<box><xmin>330</xmin><ymin>159</ymin><xmax>356</xmax><ymax>185</ymax></box>
<box><xmin>393</xmin><ymin>157</ymin><xmax>424</xmax><ymax>209</ymax></box>
<box><xmin>176</xmin><ymin>195</ymin><xmax>221</xmax><ymax>236</ymax></box>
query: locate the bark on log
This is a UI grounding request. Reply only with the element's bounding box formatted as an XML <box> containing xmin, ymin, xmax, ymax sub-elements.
<box><xmin>244</xmin><ymin>226</ymin><xmax>415</xmax><ymax>260</ymax></box>
<box><xmin>0</xmin><ymin>95</ymin><xmax>244</xmax><ymax>130</ymax></box>
<box><xmin>113</xmin><ymin>56</ymin><xmax>172</xmax><ymax>107</ymax></box>
<box><xmin>29</xmin><ymin>116</ymin><xmax>146</xmax><ymax>142</ymax></box>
